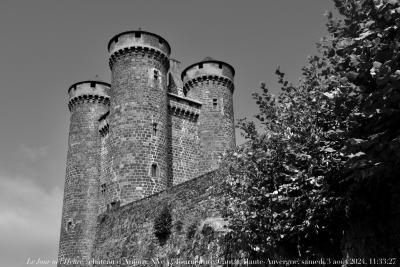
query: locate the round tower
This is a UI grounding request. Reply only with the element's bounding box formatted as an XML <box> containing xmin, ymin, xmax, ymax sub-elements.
<box><xmin>58</xmin><ymin>81</ymin><xmax>110</xmax><ymax>265</ymax></box>
<box><xmin>108</xmin><ymin>30</ymin><xmax>171</xmax><ymax>204</ymax></box>
<box><xmin>182</xmin><ymin>58</ymin><xmax>235</xmax><ymax>174</ymax></box>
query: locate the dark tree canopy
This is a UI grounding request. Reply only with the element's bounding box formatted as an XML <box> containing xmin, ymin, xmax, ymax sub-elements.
<box><xmin>221</xmin><ymin>0</ymin><xmax>400</xmax><ymax>259</ymax></box>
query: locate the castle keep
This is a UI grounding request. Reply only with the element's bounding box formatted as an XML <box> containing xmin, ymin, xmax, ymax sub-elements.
<box><xmin>58</xmin><ymin>30</ymin><xmax>236</xmax><ymax>264</ymax></box>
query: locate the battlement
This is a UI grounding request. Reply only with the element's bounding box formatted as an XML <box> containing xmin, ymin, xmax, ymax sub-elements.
<box><xmin>168</xmin><ymin>93</ymin><xmax>201</xmax><ymax>121</ymax></box>
<box><xmin>181</xmin><ymin>58</ymin><xmax>235</xmax><ymax>83</ymax></box>
<box><xmin>108</xmin><ymin>31</ymin><xmax>171</xmax><ymax>70</ymax></box>
<box><xmin>182</xmin><ymin>75</ymin><xmax>234</xmax><ymax>96</ymax></box>
<box><xmin>67</xmin><ymin>81</ymin><xmax>110</xmax><ymax>111</ymax></box>
<box><xmin>108</xmin><ymin>31</ymin><xmax>171</xmax><ymax>54</ymax></box>
<box><xmin>108</xmin><ymin>46</ymin><xmax>170</xmax><ymax>70</ymax></box>
<box><xmin>181</xmin><ymin>58</ymin><xmax>235</xmax><ymax>96</ymax></box>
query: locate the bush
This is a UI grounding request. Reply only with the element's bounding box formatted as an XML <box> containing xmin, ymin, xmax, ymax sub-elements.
<box><xmin>153</xmin><ymin>204</ymin><xmax>172</xmax><ymax>246</ymax></box>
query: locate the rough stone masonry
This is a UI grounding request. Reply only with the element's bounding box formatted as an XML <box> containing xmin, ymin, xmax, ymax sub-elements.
<box><xmin>58</xmin><ymin>30</ymin><xmax>236</xmax><ymax>265</ymax></box>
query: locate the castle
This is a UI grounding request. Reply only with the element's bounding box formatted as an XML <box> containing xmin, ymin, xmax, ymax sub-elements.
<box><xmin>58</xmin><ymin>30</ymin><xmax>236</xmax><ymax>265</ymax></box>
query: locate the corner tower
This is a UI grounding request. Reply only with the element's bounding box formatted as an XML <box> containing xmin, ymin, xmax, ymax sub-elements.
<box><xmin>182</xmin><ymin>58</ymin><xmax>235</xmax><ymax>174</ymax></box>
<box><xmin>58</xmin><ymin>81</ymin><xmax>110</xmax><ymax>265</ymax></box>
<box><xmin>108</xmin><ymin>31</ymin><xmax>171</xmax><ymax>204</ymax></box>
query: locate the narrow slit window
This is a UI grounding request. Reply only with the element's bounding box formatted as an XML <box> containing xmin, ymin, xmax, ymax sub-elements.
<box><xmin>213</xmin><ymin>99</ymin><xmax>218</xmax><ymax>109</ymax></box>
<box><xmin>199</xmin><ymin>63</ymin><xmax>203</xmax><ymax>69</ymax></box>
<box><xmin>218</xmin><ymin>63</ymin><xmax>223</xmax><ymax>69</ymax></box>
<box><xmin>154</xmin><ymin>70</ymin><xmax>159</xmax><ymax>81</ymax></box>
<box><xmin>152</xmin><ymin>122</ymin><xmax>158</xmax><ymax>136</ymax></box>
<box><xmin>151</xmin><ymin>163</ymin><xmax>158</xmax><ymax>177</ymax></box>
<box><xmin>114</xmin><ymin>37</ymin><xmax>118</xmax><ymax>43</ymax></box>
<box><xmin>167</xmin><ymin>73</ymin><xmax>172</xmax><ymax>87</ymax></box>
<box><xmin>159</xmin><ymin>38</ymin><xmax>163</xmax><ymax>44</ymax></box>
<box><xmin>67</xmin><ymin>221</ymin><xmax>72</xmax><ymax>231</ymax></box>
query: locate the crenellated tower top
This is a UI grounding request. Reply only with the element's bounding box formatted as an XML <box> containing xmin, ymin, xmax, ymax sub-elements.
<box><xmin>181</xmin><ymin>57</ymin><xmax>235</xmax><ymax>96</ymax></box>
<box><xmin>67</xmin><ymin>81</ymin><xmax>110</xmax><ymax>111</ymax></box>
<box><xmin>107</xmin><ymin>31</ymin><xmax>171</xmax><ymax>69</ymax></box>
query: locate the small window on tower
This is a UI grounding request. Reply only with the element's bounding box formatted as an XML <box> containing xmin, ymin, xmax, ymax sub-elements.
<box><xmin>154</xmin><ymin>70</ymin><xmax>159</xmax><ymax>81</ymax></box>
<box><xmin>152</xmin><ymin>122</ymin><xmax>158</xmax><ymax>136</ymax></box>
<box><xmin>218</xmin><ymin>63</ymin><xmax>223</xmax><ymax>69</ymax></box>
<box><xmin>67</xmin><ymin>221</ymin><xmax>72</xmax><ymax>231</ymax></box>
<box><xmin>213</xmin><ymin>99</ymin><xmax>218</xmax><ymax>109</ymax></box>
<box><xmin>199</xmin><ymin>63</ymin><xmax>203</xmax><ymax>69</ymax></box>
<box><xmin>101</xmin><ymin>183</ymin><xmax>107</xmax><ymax>194</ymax></box>
<box><xmin>90</xmin><ymin>82</ymin><xmax>96</xmax><ymax>88</ymax></box>
<box><xmin>167</xmin><ymin>73</ymin><xmax>172</xmax><ymax>87</ymax></box>
<box><xmin>109</xmin><ymin>201</ymin><xmax>117</xmax><ymax>210</ymax></box>
<box><xmin>151</xmin><ymin>163</ymin><xmax>158</xmax><ymax>177</ymax></box>
<box><xmin>135</xmin><ymin>32</ymin><xmax>141</xmax><ymax>38</ymax></box>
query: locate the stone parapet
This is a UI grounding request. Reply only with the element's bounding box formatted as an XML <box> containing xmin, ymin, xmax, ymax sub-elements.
<box><xmin>68</xmin><ymin>81</ymin><xmax>110</xmax><ymax>111</ymax></box>
<box><xmin>168</xmin><ymin>93</ymin><xmax>201</xmax><ymax>121</ymax></box>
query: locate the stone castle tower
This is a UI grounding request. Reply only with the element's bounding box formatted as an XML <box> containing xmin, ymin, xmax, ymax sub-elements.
<box><xmin>58</xmin><ymin>30</ymin><xmax>235</xmax><ymax>264</ymax></box>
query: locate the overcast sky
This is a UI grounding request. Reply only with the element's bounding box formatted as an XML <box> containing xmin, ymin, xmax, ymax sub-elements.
<box><xmin>0</xmin><ymin>0</ymin><xmax>335</xmax><ymax>266</ymax></box>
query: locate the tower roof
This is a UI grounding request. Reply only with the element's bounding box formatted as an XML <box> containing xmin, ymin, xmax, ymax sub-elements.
<box><xmin>68</xmin><ymin>80</ymin><xmax>110</xmax><ymax>94</ymax></box>
<box><xmin>181</xmin><ymin>58</ymin><xmax>235</xmax><ymax>80</ymax></box>
<box><xmin>202</xmin><ymin>56</ymin><xmax>215</xmax><ymax>61</ymax></box>
<box><xmin>107</xmin><ymin>30</ymin><xmax>171</xmax><ymax>55</ymax></box>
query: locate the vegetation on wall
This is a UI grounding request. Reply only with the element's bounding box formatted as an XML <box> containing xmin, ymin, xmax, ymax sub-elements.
<box><xmin>153</xmin><ymin>204</ymin><xmax>173</xmax><ymax>246</ymax></box>
<box><xmin>186</xmin><ymin>222</ymin><xmax>198</xmax><ymax>240</ymax></box>
<box><xmin>222</xmin><ymin>0</ymin><xmax>400</xmax><ymax>259</ymax></box>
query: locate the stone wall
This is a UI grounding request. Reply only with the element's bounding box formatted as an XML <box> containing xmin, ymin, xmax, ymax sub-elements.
<box><xmin>59</xmin><ymin>31</ymin><xmax>239</xmax><ymax>265</ymax></box>
<box><xmin>169</xmin><ymin>114</ymin><xmax>200</xmax><ymax>185</ymax></box>
<box><xmin>168</xmin><ymin>59</ymin><xmax>183</xmax><ymax>96</ymax></box>
<box><xmin>183</xmin><ymin>61</ymin><xmax>236</xmax><ymax>175</ymax></box>
<box><xmin>59</xmin><ymin>82</ymin><xmax>110</xmax><ymax>266</ymax></box>
<box><xmin>168</xmin><ymin>93</ymin><xmax>201</xmax><ymax>185</ymax></box>
<box><xmin>92</xmin><ymin>171</ymin><xmax>229</xmax><ymax>266</ymax></box>
<box><xmin>108</xmin><ymin>32</ymin><xmax>171</xmax><ymax>204</ymax></box>
<box><xmin>99</xmin><ymin>113</ymin><xmax>121</xmax><ymax>213</ymax></box>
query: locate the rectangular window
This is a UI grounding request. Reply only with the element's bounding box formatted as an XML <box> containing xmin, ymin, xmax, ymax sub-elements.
<box><xmin>199</xmin><ymin>63</ymin><xmax>203</xmax><ymax>69</ymax></box>
<box><xmin>151</xmin><ymin>163</ymin><xmax>158</xmax><ymax>177</ymax></box>
<box><xmin>135</xmin><ymin>32</ymin><xmax>141</xmax><ymax>38</ymax></box>
<box><xmin>90</xmin><ymin>82</ymin><xmax>96</xmax><ymax>88</ymax></box>
<box><xmin>101</xmin><ymin>183</ymin><xmax>106</xmax><ymax>194</ymax></box>
<box><xmin>109</xmin><ymin>201</ymin><xmax>117</xmax><ymax>210</ymax></box>
<box><xmin>152</xmin><ymin>122</ymin><xmax>158</xmax><ymax>136</ymax></box>
<box><xmin>213</xmin><ymin>99</ymin><xmax>218</xmax><ymax>109</ymax></box>
<box><xmin>154</xmin><ymin>70</ymin><xmax>159</xmax><ymax>81</ymax></box>
<box><xmin>218</xmin><ymin>63</ymin><xmax>222</xmax><ymax>69</ymax></box>
<box><xmin>167</xmin><ymin>73</ymin><xmax>171</xmax><ymax>87</ymax></box>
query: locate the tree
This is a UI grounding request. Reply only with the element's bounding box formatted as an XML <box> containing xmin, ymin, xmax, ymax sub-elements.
<box><xmin>221</xmin><ymin>0</ymin><xmax>400</xmax><ymax>260</ymax></box>
<box><xmin>327</xmin><ymin>0</ymin><xmax>400</xmax><ymax>258</ymax></box>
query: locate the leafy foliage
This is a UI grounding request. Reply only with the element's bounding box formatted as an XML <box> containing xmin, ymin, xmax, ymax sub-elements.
<box><xmin>221</xmin><ymin>0</ymin><xmax>400</xmax><ymax>259</ymax></box>
<box><xmin>153</xmin><ymin>204</ymin><xmax>172</xmax><ymax>246</ymax></box>
<box><xmin>186</xmin><ymin>222</ymin><xmax>198</xmax><ymax>240</ymax></box>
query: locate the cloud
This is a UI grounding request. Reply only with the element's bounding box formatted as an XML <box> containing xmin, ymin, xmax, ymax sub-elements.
<box><xmin>0</xmin><ymin>174</ymin><xmax>63</xmax><ymax>267</ymax></box>
<box><xmin>16</xmin><ymin>145</ymin><xmax>49</xmax><ymax>161</ymax></box>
